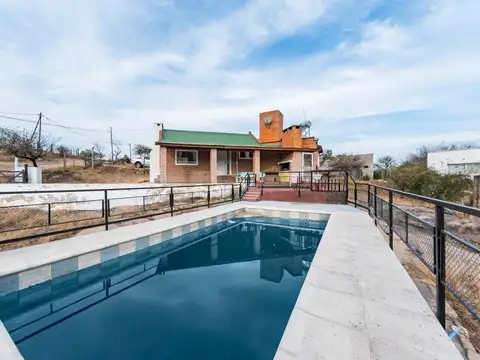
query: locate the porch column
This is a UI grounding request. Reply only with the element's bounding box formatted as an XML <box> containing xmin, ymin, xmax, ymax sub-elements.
<box><xmin>313</xmin><ymin>151</ymin><xmax>319</xmax><ymax>170</ymax></box>
<box><xmin>158</xmin><ymin>146</ymin><xmax>167</xmax><ymax>183</ymax></box>
<box><xmin>210</xmin><ymin>149</ymin><xmax>218</xmax><ymax>184</ymax></box>
<box><xmin>253</xmin><ymin>150</ymin><xmax>260</xmax><ymax>175</ymax></box>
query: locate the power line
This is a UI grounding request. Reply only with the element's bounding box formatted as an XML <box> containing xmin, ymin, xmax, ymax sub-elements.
<box><xmin>42</xmin><ymin>115</ymin><xmax>110</xmax><ymax>133</ymax></box>
<box><xmin>42</xmin><ymin>115</ymin><xmax>110</xmax><ymax>145</ymax></box>
<box><xmin>0</xmin><ymin>111</ymin><xmax>38</xmax><ymax>116</ymax></box>
<box><xmin>0</xmin><ymin>114</ymin><xmax>38</xmax><ymax>123</ymax></box>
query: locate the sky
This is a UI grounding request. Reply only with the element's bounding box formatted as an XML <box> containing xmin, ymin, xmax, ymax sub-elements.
<box><xmin>0</xmin><ymin>0</ymin><xmax>479</xmax><ymax>160</ymax></box>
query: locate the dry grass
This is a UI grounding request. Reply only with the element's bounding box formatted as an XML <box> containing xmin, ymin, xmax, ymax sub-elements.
<box><xmin>42</xmin><ymin>165</ymin><xmax>149</xmax><ymax>184</ymax></box>
<box><xmin>0</xmin><ymin>195</ymin><xmax>232</xmax><ymax>252</ymax></box>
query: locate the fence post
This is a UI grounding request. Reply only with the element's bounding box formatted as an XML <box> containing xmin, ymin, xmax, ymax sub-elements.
<box><xmin>143</xmin><ymin>196</ymin><xmax>146</xmax><ymax>212</ymax></box>
<box><xmin>23</xmin><ymin>164</ymin><xmax>28</xmax><ymax>183</ymax></box>
<box><xmin>48</xmin><ymin>203</ymin><xmax>52</xmax><ymax>225</ymax></box>
<box><xmin>354</xmin><ymin>183</ymin><xmax>358</xmax><ymax>208</ymax></box>
<box><xmin>374</xmin><ymin>187</ymin><xmax>378</xmax><ymax>226</ymax></box>
<box><xmin>231</xmin><ymin>184</ymin><xmax>234</xmax><ymax>203</ymax></box>
<box><xmin>207</xmin><ymin>185</ymin><xmax>211</xmax><ymax>208</ymax></box>
<box><xmin>405</xmin><ymin>213</ymin><xmax>409</xmax><ymax>244</ymax></box>
<box><xmin>388</xmin><ymin>190</ymin><xmax>393</xmax><ymax>250</ymax></box>
<box><xmin>170</xmin><ymin>187</ymin><xmax>174</xmax><ymax>216</ymax></box>
<box><xmin>104</xmin><ymin>190</ymin><xmax>109</xmax><ymax>230</ymax></box>
<box><xmin>367</xmin><ymin>185</ymin><xmax>371</xmax><ymax>216</ymax></box>
<box><xmin>298</xmin><ymin>172</ymin><xmax>301</xmax><ymax>198</ymax></box>
<box><xmin>310</xmin><ymin>171</ymin><xmax>313</xmax><ymax>191</ymax></box>
<box><xmin>239</xmin><ymin>182</ymin><xmax>242</xmax><ymax>200</ymax></box>
<box><xmin>435</xmin><ymin>205</ymin><xmax>446</xmax><ymax>329</ymax></box>
<box><xmin>344</xmin><ymin>172</ymin><xmax>348</xmax><ymax>204</ymax></box>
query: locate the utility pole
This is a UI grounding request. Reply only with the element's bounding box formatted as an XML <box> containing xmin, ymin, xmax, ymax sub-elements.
<box><xmin>129</xmin><ymin>143</ymin><xmax>132</xmax><ymax>159</ymax></box>
<box><xmin>91</xmin><ymin>146</ymin><xmax>95</xmax><ymax>169</ymax></box>
<box><xmin>38</xmin><ymin>112</ymin><xmax>42</xmax><ymax>149</ymax></box>
<box><xmin>109</xmin><ymin>126</ymin><xmax>114</xmax><ymax>161</ymax></box>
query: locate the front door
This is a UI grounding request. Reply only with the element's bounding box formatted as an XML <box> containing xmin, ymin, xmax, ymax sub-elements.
<box><xmin>217</xmin><ymin>150</ymin><xmax>228</xmax><ymax>175</ymax></box>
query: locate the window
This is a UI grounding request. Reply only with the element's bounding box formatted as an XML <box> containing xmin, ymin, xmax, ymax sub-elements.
<box><xmin>302</xmin><ymin>153</ymin><xmax>313</xmax><ymax>171</ymax></box>
<box><xmin>363</xmin><ymin>165</ymin><xmax>369</xmax><ymax>169</ymax></box>
<box><xmin>239</xmin><ymin>151</ymin><xmax>253</xmax><ymax>159</ymax></box>
<box><xmin>175</xmin><ymin>150</ymin><xmax>198</xmax><ymax>165</ymax></box>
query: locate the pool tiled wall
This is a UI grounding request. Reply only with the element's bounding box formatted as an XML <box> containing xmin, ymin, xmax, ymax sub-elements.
<box><xmin>0</xmin><ymin>207</ymin><xmax>329</xmax><ymax>298</ymax></box>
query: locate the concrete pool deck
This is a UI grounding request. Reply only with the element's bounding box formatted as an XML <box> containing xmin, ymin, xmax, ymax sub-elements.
<box><xmin>0</xmin><ymin>201</ymin><xmax>462</xmax><ymax>360</ymax></box>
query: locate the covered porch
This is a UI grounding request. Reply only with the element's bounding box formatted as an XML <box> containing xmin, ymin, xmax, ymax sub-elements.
<box><xmin>157</xmin><ymin>146</ymin><xmax>319</xmax><ymax>184</ymax></box>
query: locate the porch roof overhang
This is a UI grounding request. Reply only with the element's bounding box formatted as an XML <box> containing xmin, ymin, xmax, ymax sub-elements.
<box><xmin>155</xmin><ymin>141</ymin><xmax>319</xmax><ymax>152</ymax></box>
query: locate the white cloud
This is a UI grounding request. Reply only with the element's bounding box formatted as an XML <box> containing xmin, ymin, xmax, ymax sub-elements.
<box><xmin>0</xmin><ymin>0</ymin><xmax>478</xmax><ymax>157</ymax></box>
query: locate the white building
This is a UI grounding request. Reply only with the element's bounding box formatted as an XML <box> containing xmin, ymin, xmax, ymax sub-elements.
<box><xmin>427</xmin><ymin>148</ymin><xmax>480</xmax><ymax>176</ymax></box>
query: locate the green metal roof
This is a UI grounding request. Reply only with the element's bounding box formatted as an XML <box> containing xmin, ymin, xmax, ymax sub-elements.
<box><xmin>160</xmin><ymin>129</ymin><xmax>280</xmax><ymax>147</ymax></box>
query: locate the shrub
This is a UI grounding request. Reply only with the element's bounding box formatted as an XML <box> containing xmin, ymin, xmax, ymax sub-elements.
<box><xmin>390</xmin><ymin>163</ymin><xmax>472</xmax><ymax>202</ymax></box>
<box><xmin>362</xmin><ymin>174</ymin><xmax>370</xmax><ymax>181</ymax></box>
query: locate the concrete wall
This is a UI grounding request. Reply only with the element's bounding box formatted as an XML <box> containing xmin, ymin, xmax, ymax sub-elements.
<box><xmin>0</xmin><ymin>183</ymin><xmax>235</xmax><ymax>211</ymax></box>
<box><xmin>427</xmin><ymin>148</ymin><xmax>480</xmax><ymax>176</ymax></box>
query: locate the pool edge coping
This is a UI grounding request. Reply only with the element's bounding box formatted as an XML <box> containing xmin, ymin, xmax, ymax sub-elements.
<box><xmin>0</xmin><ymin>202</ymin><xmax>462</xmax><ymax>360</ymax></box>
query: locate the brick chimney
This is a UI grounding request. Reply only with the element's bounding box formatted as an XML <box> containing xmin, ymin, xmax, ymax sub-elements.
<box><xmin>259</xmin><ymin>110</ymin><xmax>284</xmax><ymax>143</ymax></box>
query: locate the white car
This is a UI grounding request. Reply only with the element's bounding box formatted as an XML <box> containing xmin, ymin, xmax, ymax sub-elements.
<box><xmin>133</xmin><ymin>156</ymin><xmax>150</xmax><ymax>168</ymax></box>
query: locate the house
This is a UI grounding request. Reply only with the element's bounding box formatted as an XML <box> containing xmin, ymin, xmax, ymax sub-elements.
<box><xmin>150</xmin><ymin>110</ymin><xmax>323</xmax><ymax>184</ymax></box>
<box><xmin>427</xmin><ymin>148</ymin><xmax>480</xmax><ymax>177</ymax></box>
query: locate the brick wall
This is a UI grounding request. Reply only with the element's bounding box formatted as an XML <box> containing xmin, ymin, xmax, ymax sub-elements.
<box><xmin>259</xmin><ymin>110</ymin><xmax>284</xmax><ymax>143</ymax></box>
<box><xmin>281</xmin><ymin>127</ymin><xmax>303</xmax><ymax>148</ymax></box>
<box><xmin>301</xmin><ymin>137</ymin><xmax>317</xmax><ymax>149</ymax></box>
<box><xmin>166</xmin><ymin>148</ymin><xmax>211</xmax><ymax>183</ymax></box>
<box><xmin>260</xmin><ymin>152</ymin><xmax>282</xmax><ymax>172</ymax></box>
<box><xmin>260</xmin><ymin>188</ymin><xmax>346</xmax><ymax>204</ymax></box>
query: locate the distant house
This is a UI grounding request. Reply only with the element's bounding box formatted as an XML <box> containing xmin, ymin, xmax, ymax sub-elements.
<box><xmin>150</xmin><ymin>110</ymin><xmax>323</xmax><ymax>184</ymax></box>
<box><xmin>319</xmin><ymin>153</ymin><xmax>374</xmax><ymax>179</ymax></box>
<box><xmin>427</xmin><ymin>148</ymin><xmax>480</xmax><ymax>177</ymax></box>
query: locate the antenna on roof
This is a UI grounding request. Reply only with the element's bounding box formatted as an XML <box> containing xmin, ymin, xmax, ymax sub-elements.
<box><xmin>301</xmin><ymin>108</ymin><xmax>311</xmax><ymax>137</ymax></box>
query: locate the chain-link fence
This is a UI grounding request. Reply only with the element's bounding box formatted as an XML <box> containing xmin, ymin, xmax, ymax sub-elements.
<box><xmin>349</xmin><ymin>182</ymin><xmax>480</xmax><ymax>325</ymax></box>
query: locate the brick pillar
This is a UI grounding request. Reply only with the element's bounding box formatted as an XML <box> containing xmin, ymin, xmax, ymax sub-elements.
<box><xmin>210</xmin><ymin>149</ymin><xmax>217</xmax><ymax>184</ymax></box>
<box><xmin>253</xmin><ymin>150</ymin><xmax>260</xmax><ymax>175</ymax></box>
<box><xmin>158</xmin><ymin>146</ymin><xmax>167</xmax><ymax>183</ymax></box>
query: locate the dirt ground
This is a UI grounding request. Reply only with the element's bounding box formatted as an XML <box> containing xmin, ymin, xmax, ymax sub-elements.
<box><xmin>42</xmin><ymin>165</ymin><xmax>149</xmax><ymax>183</ymax></box>
<box><xmin>0</xmin><ymin>157</ymin><xmax>83</xmax><ymax>171</ymax></box>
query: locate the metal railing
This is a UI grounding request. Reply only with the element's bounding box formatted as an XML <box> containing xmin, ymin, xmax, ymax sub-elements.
<box><xmin>0</xmin><ymin>182</ymin><xmax>244</xmax><ymax>246</ymax></box>
<box><xmin>348</xmin><ymin>179</ymin><xmax>480</xmax><ymax>328</ymax></box>
<box><xmin>259</xmin><ymin>170</ymin><xmax>348</xmax><ymax>199</ymax></box>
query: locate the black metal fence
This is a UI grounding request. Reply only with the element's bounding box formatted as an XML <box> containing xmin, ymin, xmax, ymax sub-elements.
<box><xmin>349</xmin><ymin>181</ymin><xmax>480</xmax><ymax>328</ymax></box>
<box><xmin>0</xmin><ymin>182</ymin><xmax>245</xmax><ymax>247</ymax></box>
<box><xmin>259</xmin><ymin>170</ymin><xmax>348</xmax><ymax>199</ymax></box>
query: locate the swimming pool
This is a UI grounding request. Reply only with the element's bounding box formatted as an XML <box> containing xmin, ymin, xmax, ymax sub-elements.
<box><xmin>0</xmin><ymin>217</ymin><xmax>326</xmax><ymax>360</ymax></box>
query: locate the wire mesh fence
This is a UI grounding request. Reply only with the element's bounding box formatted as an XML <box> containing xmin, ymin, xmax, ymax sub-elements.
<box><xmin>444</xmin><ymin>231</ymin><xmax>480</xmax><ymax>318</ymax></box>
<box><xmin>0</xmin><ymin>183</ymin><xmax>241</xmax><ymax>248</ymax></box>
<box><xmin>351</xmin><ymin>182</ymin><xmax>480</xmax><ymax>325</ymax></box>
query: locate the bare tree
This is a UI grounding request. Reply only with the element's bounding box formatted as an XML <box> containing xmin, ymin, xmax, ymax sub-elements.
<box><xmin>133</xmin><ymin>144</ymin><xmax>152</xmax><ymax>157</ymax></box>
<box><xmin>375</xmin><ymin>155</ymin><xmax>397</xmax><ymax>178</ymax></box>
<box><xmin>79</xmin><ymin>143</ymin><xmax>105</xmax><ymax>167</ymax></box>
<box><xmin>328</xmin><ymin>153</ymin><xmax>364</xmax><ymax>172</ymax></box>
<box><xmin>113</xmin><ymin>141</ymin><xmax>122</xmax><ymax>160</ymax></box>
<box><xmin>319</xmin><ymin>149</ymin><xmax>333</xmax><ymax>167</ymax></box>
<box><xmin>0</xmin><ymin>126</ymin><xmax>55</xmax><ymax>167</ymax></box>
<box><xmin>56</xmin><ymin>145</ymin><xmax>70</xmax><ymax>157</ymax></box>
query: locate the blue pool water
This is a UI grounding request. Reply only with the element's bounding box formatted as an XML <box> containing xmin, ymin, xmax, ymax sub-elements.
<box><xmin>0</xmin><ymin>217</ymin><xmax>326</xmax><ymax>360</ymax></box>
